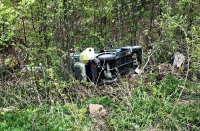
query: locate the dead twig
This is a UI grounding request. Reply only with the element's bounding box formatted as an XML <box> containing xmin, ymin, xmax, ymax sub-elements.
<box><xmin>140</xmin><ymin>44</ymin><xmax>157</xmax><ymax>74</ymax></box>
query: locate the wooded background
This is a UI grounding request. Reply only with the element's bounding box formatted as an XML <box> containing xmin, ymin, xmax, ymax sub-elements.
<box><xmin>0</xmin><ymin>0</ymin><xmax>199</xmax><ymax>81</ymax></box>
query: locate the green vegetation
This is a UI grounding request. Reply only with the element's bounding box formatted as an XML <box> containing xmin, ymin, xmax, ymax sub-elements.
<box><xmin>0</xmin><ymin>0</ymin><xmax>199</xmax><ymax>130</ymax></box>
<box><xmin>0</xmin><ymin>75</ymin><xmax>199</xmax><ymax>130</ymax></box>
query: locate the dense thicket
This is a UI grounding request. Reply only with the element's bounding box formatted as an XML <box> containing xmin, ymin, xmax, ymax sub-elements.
<box><xmin>0</xmin><ymin>0</ymin><xmax>199</xmax><ymax>81</ymax></box>
<box><xmin>0</xmin><ymin>1</ymin><xmax>199</xmax><ymax>130</ymax></box>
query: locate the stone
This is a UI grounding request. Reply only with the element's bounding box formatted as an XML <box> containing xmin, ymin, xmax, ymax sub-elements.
<box><xmin>172</xmin><ymin>52</ymin><xmax>185</xmax><ymax>68</ymax></box>
<box><xmin>89</xmin><ymin>104</ymin><xmax>107</xmax><ymax>118</ymax></box>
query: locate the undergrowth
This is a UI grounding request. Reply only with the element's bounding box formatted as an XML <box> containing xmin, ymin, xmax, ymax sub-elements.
<box><xmin>0</xmin><ymin>73</ymin><xmax>200</xmax><ymax>131</ymax></box>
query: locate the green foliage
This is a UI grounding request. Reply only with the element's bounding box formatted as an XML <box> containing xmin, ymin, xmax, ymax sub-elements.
<box><xmin>0</xmin><ymin>1</ymin><xmax>18</xmax><ymax>49</ymax></box>
<box><xmin>157</xmin><ymin>0</ymin><xmax>200</xmax><ymax>80</ymax></box>
<box><xmin>153</xmin><ymin>75</ymin><xmax>183</xmax><ymax>101</ymax></box>
<box><xmin>86</xmin><ymin>95</ymin><xmax>113</xmax><ymax>108</ymax></box>
<box><xmin>1</xmin><ymin>0</ymin><xmax>200</xmax><ymax>130</ymax></box>
<box><xmin>0</xmin><ymin>74</ymin><xmax>199</xmax><ymax>130</ymax></box>
<box><xmin>0</xmin><ymin>104</ymin><xmax>87</xmax><ymax>131</ymax></box>
<box><xmin>108</xmin><ymin>75</ymin><xmax>200</xmax><ymax>130</ymax></box>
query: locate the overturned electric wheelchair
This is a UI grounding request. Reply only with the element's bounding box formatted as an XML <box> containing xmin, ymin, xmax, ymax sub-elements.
<box><xmin>70</xmin><ymin>46</ymin><xmax>142</xmax><ymax>84</ymax></box>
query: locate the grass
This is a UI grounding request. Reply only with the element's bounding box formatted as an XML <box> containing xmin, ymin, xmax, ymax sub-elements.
<box><xmin>0</xmin><ymin>72</ymin><xmax>200</xmax><ymax>131</ymax></box>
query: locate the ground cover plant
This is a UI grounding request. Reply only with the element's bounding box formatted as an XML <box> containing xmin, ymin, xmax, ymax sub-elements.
<box><xmin>0</xmin><ymin>73</ymin><xmax>199</xmax><ymax>131</ymax></box>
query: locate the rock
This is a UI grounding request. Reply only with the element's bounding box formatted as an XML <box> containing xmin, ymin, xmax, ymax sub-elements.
<box><xmin>89</xmin><ymin>104</ymin><xmax>107</xmax><ymax>118</ymax></box>
<box><xmin>172</xmin><ymin>52</ymin><xmax>185</xmax><ymax>68</ymax></box>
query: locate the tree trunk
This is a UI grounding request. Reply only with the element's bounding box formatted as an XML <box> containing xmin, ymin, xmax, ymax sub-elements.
<box><xmin>63</xmin><ymin>0</ymin><xmax>71</xmax><ymax>75</ymax></box>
